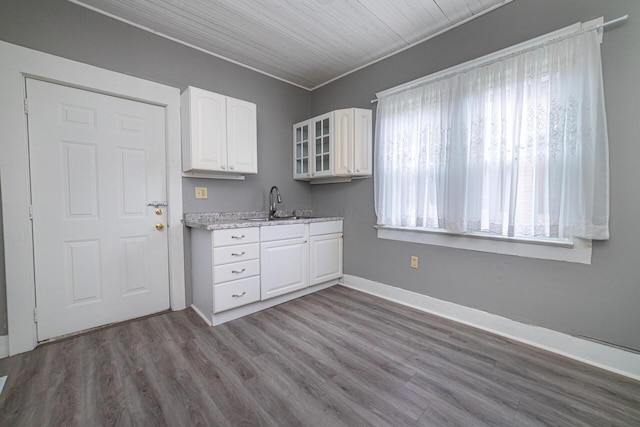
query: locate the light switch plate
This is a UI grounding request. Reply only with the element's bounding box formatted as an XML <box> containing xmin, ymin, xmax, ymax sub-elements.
<box><xmin>410</xmin><ymin>256</ymin><xmax>419</xmax><ymax>269</ymax></box>
<box><xmin>195</xmin><ymin>187</ymin><xmax>208</xmax><ymax>199</ymax></box>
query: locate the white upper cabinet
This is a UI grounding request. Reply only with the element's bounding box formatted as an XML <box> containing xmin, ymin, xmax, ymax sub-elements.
<box><xmin>226</xmin><ymin>97</ymin><xmax>258</xmax><ymax>174</ymax></box>
<box><xmin>293</xmin><ymin>108</ymin><xmax>372</xmax><ymax>183</ymax></box>
<box><xmin>182</xmin><ymin>86</ymin><xmax>257</xmax><ymax>175</ymax></box>
<box><xmin>311</xmin><ymin>112</ymin><xmax>333</xmax><ymax>178</ymax></box>
<box><xmin>352</xmin><ymin>108</ymin><xmax>373</xmax><ymax>176</ymax></box>
<box><xmin>293</xmin><ymin>120</ymin><xmax>310</xmax><ymax>180</ymax></box>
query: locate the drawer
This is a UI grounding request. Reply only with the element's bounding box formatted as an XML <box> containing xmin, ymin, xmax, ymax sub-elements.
<box><xmin>213</xmin><ymin>243</ymin><xmax>259</xmax><ymax>265</ymax></box>
<box><xmin>214</xmin><ymin>276</ymin><xmax>260</xmax><ymax>313</ymax></box>
<box><xmin>213</xmin><ymin>227</ymin><xmax>259</xmax><ymax>247</ymax></box>
<box><xmin>260</xmin><ymin>223</ymin><xmax>305</xmax><ymax>242</ymax></box>
<box><xmin>214</xmin><ymin>259</ymin><xmax>260</xmax><ymax>283</ymax></box>
<box><xmin>310</xmin><ymin>220</ymin><xmax>343</xmax><ymax>236</ymax></box>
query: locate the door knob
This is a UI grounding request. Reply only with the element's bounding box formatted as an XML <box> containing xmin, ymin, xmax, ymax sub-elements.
<box><xmin>156</xmin><ymin>223</ymin><xmax>164</xmax><ymax>231</ymax></box>
<box><xmin>155</xmin><ymin>208</ymin><xmax>163</xmax><ymax>215</ymax></box>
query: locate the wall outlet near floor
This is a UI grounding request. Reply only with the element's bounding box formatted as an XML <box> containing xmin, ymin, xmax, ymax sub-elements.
<box><xmin>410</xmin><ymin>256</ymin><xmax>419</xmax><ymax>269</ymax></box>
<box><xmin>195</xmin><ymin>187</ymin><xmax>208</xmax><ymax>199</ymax></box>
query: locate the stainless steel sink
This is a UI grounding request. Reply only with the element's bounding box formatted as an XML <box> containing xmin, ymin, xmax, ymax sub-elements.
<box><xmin>241</xmin><ymin>215</ymin><xmax>317</xmax><ymax>222</ymax></box>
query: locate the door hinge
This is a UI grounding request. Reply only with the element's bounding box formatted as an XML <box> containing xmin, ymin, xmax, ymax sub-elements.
<box><xmin>29</xmin><ymin>204</ymin><xmax>33</xmax><ymax>220</ymax></box>
<box><xmin>24</xmin><ymin>98</ymin><xmax>29</xmax><ymax>115</ymax></box>
<box><xmin>33</xmin><ymin>308</ymin><xmax>38</xmax><ymax>323</ymax></box>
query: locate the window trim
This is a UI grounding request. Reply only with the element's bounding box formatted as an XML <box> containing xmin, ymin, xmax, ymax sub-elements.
<box><xmin>376</xmin><ymin>226</ymin><xmax>592</xmax><ymax>264</ymax></box>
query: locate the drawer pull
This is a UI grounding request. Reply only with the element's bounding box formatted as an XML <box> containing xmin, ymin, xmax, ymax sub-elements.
<box><xmin>231</xmin><ymin>235</ymin><xmax>245</xmax><ymax>239</ymax></box>
<box><xmin>232</xmin><ymin>268</ymin><xmax>246</xmax><ymax>274</ymax></box>
<box><xmin>231</xmin><ymin>251</ymin><xmax>245</xmax><ymax>256</ymax></box>
<box><xmin>232</xmin><ymin>291</ymin><xmax>247</xmax><ymax>298</ymax></box>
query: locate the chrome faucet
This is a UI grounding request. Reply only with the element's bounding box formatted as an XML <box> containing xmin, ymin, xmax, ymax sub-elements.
<box><xmin>269</xmin><ymin>186</ymin><xmax>282</xmax><ymax>219</ymax></box>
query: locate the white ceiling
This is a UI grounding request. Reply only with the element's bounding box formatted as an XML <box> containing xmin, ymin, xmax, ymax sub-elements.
<box><xmin>69</xmin><ymin>0</ymin><xmax>511</xmax><ymax>90</ymax></box>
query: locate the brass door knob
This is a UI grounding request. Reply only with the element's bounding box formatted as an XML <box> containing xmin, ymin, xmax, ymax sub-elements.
<box><xmin>155</xmin><ymin>208</ymin><xmax>163</xmax><ymax>215</ymax></box>
<box><xmin>156</xmin><ymin>223</ymin><xmax>164</xmax><ymax>231</ymax></box>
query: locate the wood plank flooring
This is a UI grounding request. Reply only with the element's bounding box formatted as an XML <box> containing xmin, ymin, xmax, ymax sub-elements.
<box><xmin>1</xmin><ymin>285</ymin><xmax>639</xmax><ymax>426</ymax></box>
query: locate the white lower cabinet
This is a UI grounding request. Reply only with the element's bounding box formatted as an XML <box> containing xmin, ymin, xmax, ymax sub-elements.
<box><xmin>191</xmin><ymin>227</ymin><xmax>260</xmax><ymax>320</ymax></box>
<box><xmin>260</xmin><ymin>224</ymin><xmax>308</xmax><ymax>300</ymax></box>
<box><xmin>214</xmin><ymin>276</ymin><xmax>261</xmax><ymax>313</ymax></box>
<box><xmin>190</xmin><ymin>220</ymin><xmax>343</xmax><ymax>325</ymax></box>
<box><xmin>310</xmin><ymin>220</ymin><xmax>343</xmax><ymax>285</ymax></box>
<box><xmin>310</xmin><ymin>234</ymin><xmax>343</xmax><ymax>285</ymax></box>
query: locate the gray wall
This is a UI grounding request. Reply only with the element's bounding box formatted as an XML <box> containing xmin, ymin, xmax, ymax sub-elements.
<box><xmin>0</xmin><ymin>0</ymin><xmax>312</xmax><ymax>330</ymax></box>
<box><xmin>310</xmin><ymin>0</ymin><xmax>640</xmax><ymax>351</ymax></box>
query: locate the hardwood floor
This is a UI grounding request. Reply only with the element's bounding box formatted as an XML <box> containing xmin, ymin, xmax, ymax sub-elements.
<box><xmin>1</xmin><ymin>285</ymin><xmax>639</xmax><ymax>426</ymax></box>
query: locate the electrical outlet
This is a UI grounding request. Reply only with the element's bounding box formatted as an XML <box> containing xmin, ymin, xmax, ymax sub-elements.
<box><xmin>410</xmin><ymin>256</ymin><xmax>419</xmax><ymax>269</ymax></box>
<box><xmin>195</xmin><ymin>187</ymin><xmax>208</xmax><ymax>199</ymax></box>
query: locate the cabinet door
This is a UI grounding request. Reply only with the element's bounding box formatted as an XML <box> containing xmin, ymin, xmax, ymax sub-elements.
<box><xmin>293</xmin><ymin>120</ymin><xmax>311</xmax><ymax>180</ymax></box>
<box><xmin>261</xmin><ymin>238</ymin><xmax>308</xmax><ymax>300</ymax></box>
<box><xmin>188</xmin><ymin>87</ymin><xmax>227</xmax><ymax>172</ymax></box>
<box><xmin>353</xmin><ymin>108</ymin><xmax>373</xmax><ymax>176</ymax></box>
<box><xmin>227</xmin><ymin>97</ymin><xmax>257</xmax><ymax>174</ymax></box>
<box><xmin>310</xmin><ymin>233</ymin><xmax>343</xmax><ymax>286</ymax></box>
<box><xmin>333</xmin><ymin>109</ymin><xmax>353</xmax><ymax>176</ymax></box>
<box><xmin>311</xmin><ymin>113</ymin><xmax>333</xmax><ymax>178</ymax></box>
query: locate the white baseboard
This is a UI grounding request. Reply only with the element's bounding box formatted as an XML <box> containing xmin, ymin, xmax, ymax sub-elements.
<box><xmin>190</xmin><ymin>304</ymin><xmax>213</xmax><ymax>327</ymax></box>
<box><xmin>0</xmin><ymin>335</ymin><xmax>8</xmax><ymax>359</ymax></box>
<box><xmin>340</xmin><ymin>274</ymin><xmax>640</xmax><ymax>381</ymax></box>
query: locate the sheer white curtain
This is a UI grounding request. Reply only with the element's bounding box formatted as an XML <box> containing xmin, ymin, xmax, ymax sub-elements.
<box><xmin>375</xmin><ymin>29</ymin><xmax>610</xmax><ymax>240</ymax></box>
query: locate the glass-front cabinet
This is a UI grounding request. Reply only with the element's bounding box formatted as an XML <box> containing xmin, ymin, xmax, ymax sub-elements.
<box><xmin>312</xmin><ymin>113</ymin><xmax>332</xmax><ymax>178</ymax></box>
<box><xmin>293</xmin><ymin>108</ymin><xmax>372</xmax><ymax>183</ymax></box>
<box><xmin>293</xmin><ymin>121</ymin><xmax>310</xmax><ymax>179</ymax></box>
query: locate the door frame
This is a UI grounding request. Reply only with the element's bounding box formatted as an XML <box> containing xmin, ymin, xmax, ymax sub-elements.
<box><xmin>0</xmin><ymin>40</ymin><xmax>186</xmax><ymax>356</ymax></box>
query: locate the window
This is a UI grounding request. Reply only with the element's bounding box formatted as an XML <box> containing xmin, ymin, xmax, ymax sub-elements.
<box><xmin>374</xmin><ymin>20</ymin><xmax>610</xmax><ymax>259</ymax></box>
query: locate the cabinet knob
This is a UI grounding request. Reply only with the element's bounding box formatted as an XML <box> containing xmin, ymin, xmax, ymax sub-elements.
<box><xmin>221</xmin><ymin>165</ymin><xmax>226</xmax><ymax>170</ymax></box>
<box><xmin>229</xmin><ymin>165</ymin><xmax>235</xmax><ymax>170</ymax></box>
<box><xmin>356</xmin><ymin>169</ymin><xmax>361</xmax><ymax>173</ymax></box>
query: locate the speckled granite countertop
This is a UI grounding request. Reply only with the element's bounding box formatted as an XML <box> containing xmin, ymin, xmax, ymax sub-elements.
<box><xmin>184</xmin><ymin>210</ymin><xmax>343</xmax><ymax>230</ymax></box>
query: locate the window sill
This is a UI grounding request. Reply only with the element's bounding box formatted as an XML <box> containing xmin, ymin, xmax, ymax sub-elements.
<box><xmin>376</xmin><ymin>226</ymin><xmax>592</xmax><ymax>264</ymax></box>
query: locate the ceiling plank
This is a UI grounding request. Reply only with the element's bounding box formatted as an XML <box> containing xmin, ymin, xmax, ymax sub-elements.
<box><xmin>70</xmin><ymin>0</ymin><xmax>511</xmax><ymax>89</ymax></box>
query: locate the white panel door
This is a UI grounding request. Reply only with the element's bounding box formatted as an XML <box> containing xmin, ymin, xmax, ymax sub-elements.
<box><xmin>226</xmin><ymin>96</ymin><xmax>257</xmax><ymax>174</ymax></box>
<box><xmin>27</xmin><ymin>78</ymin><xmax>170</xmax><ymax>342</ymax></box>
<box><xmin>260</xmin><ymin>238</ymin><xmax>308</xmax><ymax>300</ymax></box>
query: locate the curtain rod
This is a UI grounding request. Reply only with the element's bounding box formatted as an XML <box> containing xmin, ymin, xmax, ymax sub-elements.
<box><xmin>596</xmin><ymin>14</ymin><xmax>629</xmax><ymax>30</ymax></box>
<box><xmin>370</xmin><ymin>14</ymin><xmax>629</xmax><ymax>104</ymax></box>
